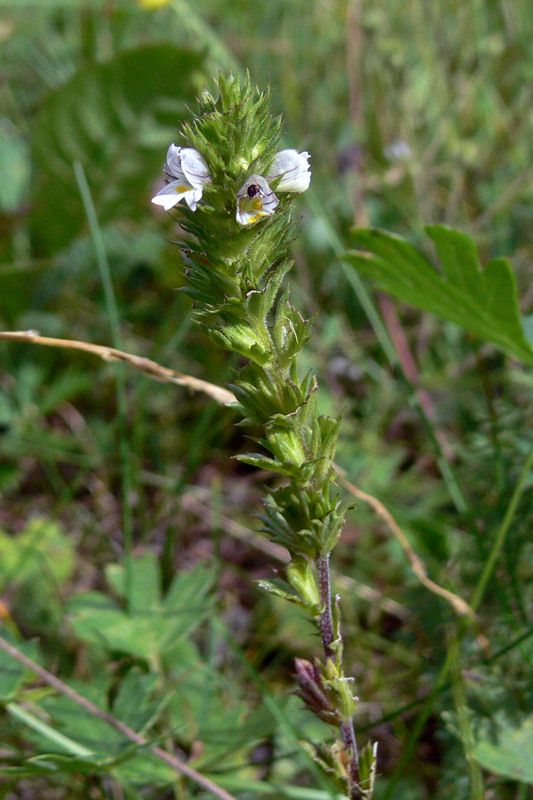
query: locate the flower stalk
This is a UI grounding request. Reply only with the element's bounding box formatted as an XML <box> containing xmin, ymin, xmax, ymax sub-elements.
<box><xmin>152</xmin><ymin>74</ymin><xmax>376</xmax><ymax>799</ymax></box>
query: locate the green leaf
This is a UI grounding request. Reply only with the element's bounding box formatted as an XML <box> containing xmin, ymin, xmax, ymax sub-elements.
<box><xmin>106</xmin><ymin>552</ymin><xmax>161</xmax><ymax>611</ymax></box>
<box><xmin>235</xmin><ymin>452</ymin><xmax>304</xmax><ymax>478</ymax></box>
<box><xmin>31</xmin><ymin>44</ymin><xmax>205</xmax><ymax>253</ymax></box>
<box><xmin>0</xmin><ymin>518</ymin><xmax>75</xmax><ymax>589</ymax></box>
<box><xmin>163</xmin><ymin>563</ymin><xmax>215</xmax><ymax>616</ymax></box>
<box><xmin>68</xmin><ymin>602</ymin><xmax>163</xmax><ymax>661</ymax></box>
<box><xmin>0</xmin><ymin>120</ymin><xmax>30</xmax><ymax>212</ymax></box>
<box><xmin>257</xmin><ymin>579</ymin><xmax>316</xmax><ymax>612</ymax></box>
<box><xmin>347</xmin><ymin>225</ymin><xmax>533</xmax><ymax>366</ymax></box>
<box><xmin>473</xmin><ymin>717</ymin><xmax>533</xmax><ymax>783</ymax></box>
<box><xmin>7</xmin><ymin>702</ymin><xmax>95</xmax><ymax>758</ymax></box>
<box><xmin>112</xmin><ymin>751</ymin><xmax>176</xmax><ymax>785</ymax></box>
<box><xmin>7</xmin><ymin>700</ymin><xmax>176</xmax><ymax>785</ymax></box>
<box><xmin>168</xmin><ymin>660</ymin><xmax>276</xmax><ymax>768</ymax></box>
<box><xmin>0</xmin><ymin>637</ymin><xmax>39</xmax><ymax>700</ymax></box>
<box><xmin>68</xmin><ymin>562</ymin><xmax>214</xmax><ymax>660</ymax></box>
<box><xmin>1</xmin><ymin>754</ymin><xmax>102</xmax><ymax>777</ymax></box>
<box><xmin>358</xmin><ymin>741</ymin><xmax>378</xmax><ymax>797</ymax></box>
<box><xmin>112</xmin><ymin>669</ymin><xmax>160</xmax><ymax>733</ymax></box>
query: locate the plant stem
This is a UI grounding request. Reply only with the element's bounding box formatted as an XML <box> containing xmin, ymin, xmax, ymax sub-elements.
<box><xmin>317</xmin><ymin>553</ymin><xmax>361</xmax><ymax>798</ymax></box>
<box><xmin>317</xmin><ymin>553</ymin><xmax>334</xmax><ymax>657</ymax></box>
<box><xmin>341</xmin><ymin>719</ymin><xmax>361</xmax><ymax>798</ymax></box>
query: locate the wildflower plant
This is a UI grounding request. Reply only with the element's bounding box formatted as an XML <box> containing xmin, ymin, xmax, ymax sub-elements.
<box><xmin>152</xmin><ymin>74</ymin><xmax>377</xmax><ymax>799</ymax></box>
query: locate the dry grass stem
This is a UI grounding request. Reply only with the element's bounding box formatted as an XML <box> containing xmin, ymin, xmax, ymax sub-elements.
<box><xmin>337</xmin><ymin>470</ymin><xmax>475</xmax><ymax>620</ymax></box>
<box><xmin>0</xmin><ymin>330</ymin><xmax>236</xmax><ymax>406</ymax></box>
<box><xmin>0</xmin><ymin>330</ymin><xmax>464</xmax><ymax>618</ymax></box>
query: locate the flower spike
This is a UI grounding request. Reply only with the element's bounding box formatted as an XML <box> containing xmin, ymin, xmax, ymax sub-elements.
<box><xmin>267</xmin><ymin>149</ymin><xmax>311</xmax><ymax>193</ymax></box>
<box><xmin>236</xmin><ymin>175</ymin><xmax>279</xmax><ymax>226</ymax></box>
<box><xmin>151</xmin><ymin>144</ymin><xmax>211</xmax><ymax>211</ymax></box>
<box><xmin>150</xmin><ymin>75</ymin><xmax>373</xmax><ymax>798</ymax></box>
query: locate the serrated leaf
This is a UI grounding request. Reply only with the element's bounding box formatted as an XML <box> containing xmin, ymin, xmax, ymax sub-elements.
<box><xmin>68</xmin><ymin>563</ymin><xmax>213</xmax><ymax>660</ymax></box>
<box><xmin>347</xmin><ymin>225</ymin><xmax>533</xmax><ymax>366</ymax></box>
<box><xmin>68</xmin><ymin>603</ymin><xmax>164</xmax><ymax>660</ymax></box>
<box><xmin>163</xmin><ymin>563</ymin><xmax>214</xmax><ymax>612</ymax></box>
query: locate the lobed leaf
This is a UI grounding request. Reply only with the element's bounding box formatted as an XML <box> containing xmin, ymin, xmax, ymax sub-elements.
<box><xmin>347</xmin><ymin>225</ymin><xmax>533</xmax><ymax>366</ymax></box>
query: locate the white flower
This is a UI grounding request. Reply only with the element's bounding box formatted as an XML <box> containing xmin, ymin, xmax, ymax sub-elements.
<box><xmin>267</xmin><ymin>149</ymin><xmax>311</xmax><ymax>193</ymax></box>
<box><xmin>236</xmin><ymin>175</ymin><xmax>279</xmax><ymax>226</ymax></box>
<box><xmin>151</xmin><ymin>144</ymin><xmax>211</xmax><ymax>211</ymax></box>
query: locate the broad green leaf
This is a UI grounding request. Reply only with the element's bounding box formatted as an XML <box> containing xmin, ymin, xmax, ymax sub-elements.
<box><xmin>347</xmin><ymin>225</ymin><xmax>533</xmax><ymax>366</ymax></box>
<box><xmin>31</xmin><ymin>44</ymin><xmax>205</xmax><ymax>253</ymax></box>
<box><xmin>0</xmin><ymin>751</ymin><xmax>175</xmax><ymax>786</ymax></box>
<box><xmin>473</xmin><ymin>716</ymin><xmax>533</xmax><ymax>783</ymax></box>
<box><xmin>39</xmin><ymin>687</ymin><xmax>125</xmax><ymax>758</ymax></box>
<box><xmin>215</xmin><ymin>778</ymin><xmax>345</xmax><ymax>799</ymax></box>
<box><xmin>11</xmin><ymin>671</ymin><xmax>174</xmax><ymax>784</ymax></box>
<box><xmin>68</xmin><ymin>563</ymin><xmax>214</xmax><ymax>660</ymax></box>
<box><xmin>106</xmin><ymin>552</ymin><xmax>162</xmax><ymax>611</ymax></box>
<box><xmin>67</xmin><ymin>603</ymin><xmax>165</xmax><ymax>660</ymax></box>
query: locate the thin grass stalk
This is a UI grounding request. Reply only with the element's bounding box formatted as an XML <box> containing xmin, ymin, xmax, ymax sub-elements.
<box><xmin>74</xmin><ymin>161</ymin><xmax>135</xmax><ymax>612</ymax></box>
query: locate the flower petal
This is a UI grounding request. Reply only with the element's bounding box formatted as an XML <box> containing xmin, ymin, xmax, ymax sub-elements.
<box><xmin>180</xmin><ymin>148</ymin><xmax>211</xmax><ymax>187</ymax></box>
<box><xmin>164</xmin><ymin>144</ymin><xmax>211</xmax><ymax>190</ymax></box>
<box><xmin>164</xmin><ymin>144</ymin><xmax>185</xmax><ymax>180</ymax></box>
<box><xmin>267</xmin><ymin>149</ymin><xmax>311</xmax><ymax>192</ymax></box>
<box><xmin>184</xmin><ymin>186</ymin><xmax>204</xmax><ymax>211</ymax></box>
<box><xmin>236</xmin><ymin>175</ymin><xmax>279</xmax><ymax>226</ymax></box>
<box><xmin>151</xmin><ymin>179</ymin><xmax>201</xmax><ymax>211</ymax></box>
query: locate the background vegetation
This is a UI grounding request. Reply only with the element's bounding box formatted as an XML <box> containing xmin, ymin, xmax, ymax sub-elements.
<box><xmin>0</xmin><ymin>0</ymin><xmax>532</xmax><ymax>798</ymax></box>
